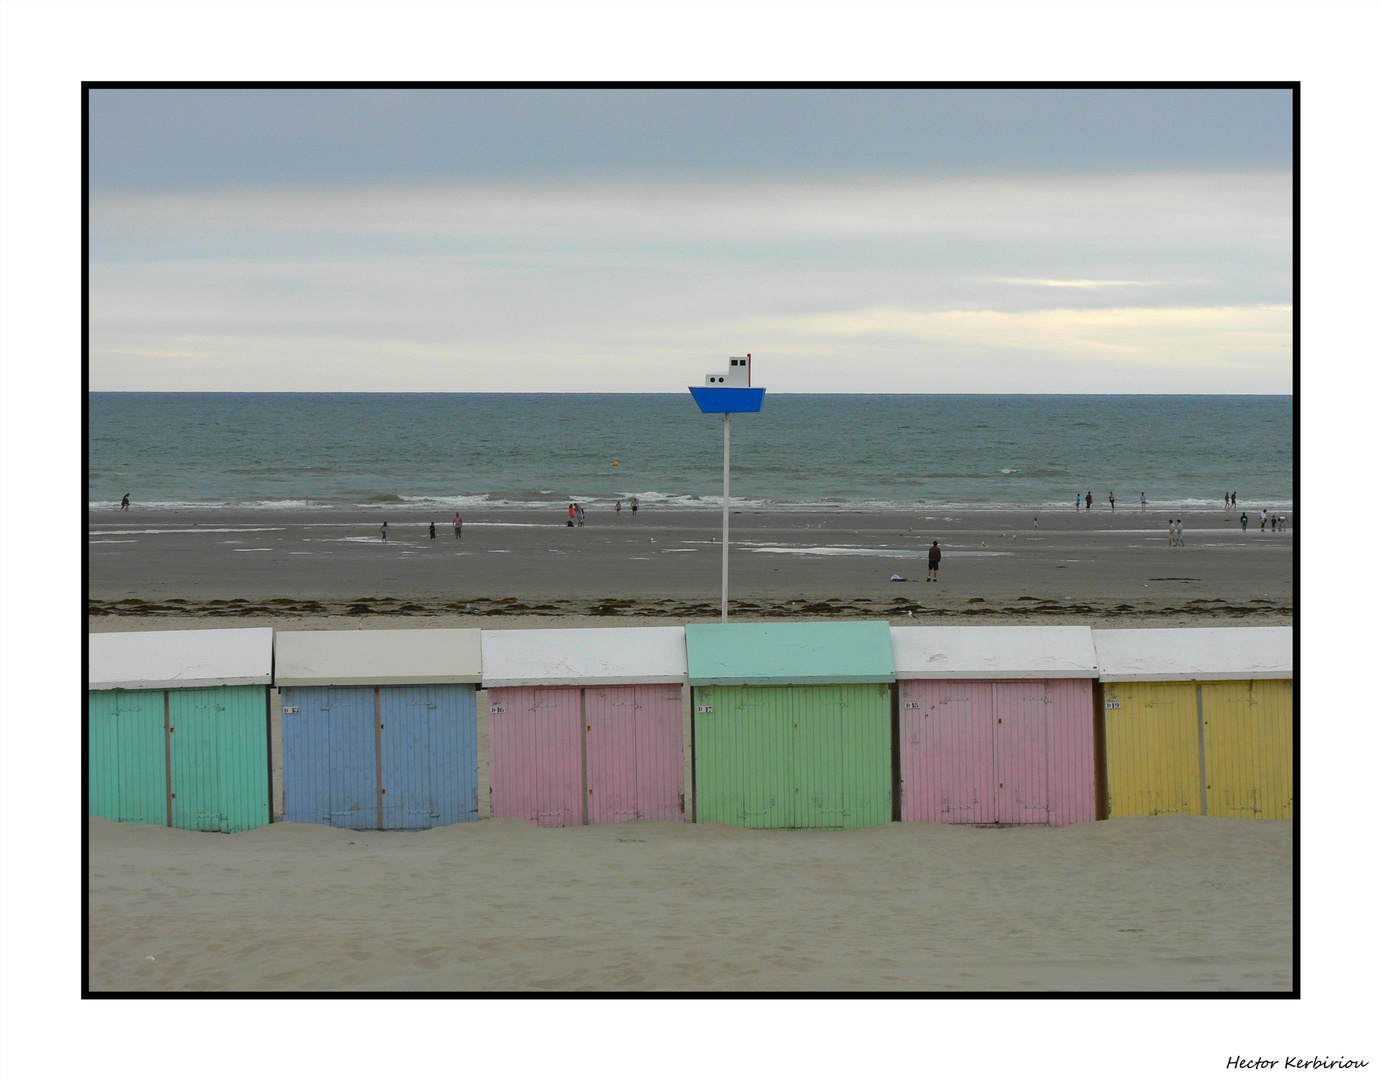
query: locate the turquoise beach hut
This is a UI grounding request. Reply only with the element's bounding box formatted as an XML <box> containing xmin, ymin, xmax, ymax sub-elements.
<box><xmin>87</xmin><ymin>628</ymin><xmax>275</xmax><ymax>833</ymax></box>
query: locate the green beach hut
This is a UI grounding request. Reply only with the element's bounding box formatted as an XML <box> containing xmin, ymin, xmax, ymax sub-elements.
<box><xmin>686</xmin><ymin>621</ymin><xmax>896</xmax><ymax>829</ymax></box>
<box><xmin>88</xmin><ymin>628</ymin><xmax>274</xmax><ymax>833</ymax></box>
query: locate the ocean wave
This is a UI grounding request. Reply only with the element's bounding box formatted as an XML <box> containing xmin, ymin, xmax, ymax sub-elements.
<box><xmin>88</xmin><ymin>493</ymin><xmax>1295</xmax><ymax>515</ymax></box>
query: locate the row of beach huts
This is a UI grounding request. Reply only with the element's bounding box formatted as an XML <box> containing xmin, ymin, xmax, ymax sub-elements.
<box><xmin>87</xmin><ymin>622</ymin><xmax>1293</xmax><ymax>834</ymax></box>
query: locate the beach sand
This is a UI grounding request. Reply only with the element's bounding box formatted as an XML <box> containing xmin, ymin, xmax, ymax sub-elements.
<box><xmin>88</xmin><ymin>504</ymin><xmax>1294</xmax><ymax>627</ymax></box>
<box><xmin>86</xmin><ymin>503</ymin><xmax>1295</xmax><ymax>994</ymax></box>
<box><xmin>87</xmin><ymin>813</ymin><xmax>1292</xmax><ymax>992</ymax></box>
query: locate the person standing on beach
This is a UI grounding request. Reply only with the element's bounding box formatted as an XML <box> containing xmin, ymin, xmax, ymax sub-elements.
<box><xmin>927</xmin><ymin>540</ymin><xmax>942</xmax><ymax>582</ymax></box>
<box><xmin>568</xmin><ymin>504</ymin><xmax>576</xmax><ymax>526</ymax></box>
<box><xmin>120</xmin><ymin>493</ymin><xmax>130</xmax><ymax>511</ymax></box>
<box><xmin>429</xmin><ymin>522</ymin><xmax>436</xmax><ymax>541</ymax></box>
<box><xmin>1085</xmin><ymin>491</ymin><xmax>1093</xmax><ymax>510</ymax></box>
<box><xmin>576</xmin><ymin>503</ymin><xmax>585</xmax><ymax>526</ymax></box>
<box><xmin>1175</xmin><ymin>518</ymin><xmax>1184</xmax><ymax>546</ymax></box>
<box><xmin>615</xmin><ymin>500</ymin><xmax>622</xmax><ymax>516</ymax></box>
<box><xmin>1240</xmin><ymin>512</ymin><xmax>1248</xmax><ymax>531</ymax></box>
<box><xmin>1108</xmin><ymin>491</ymin><xmax>1115</xmax><ymax>510</ymax></box>
<box><xmin>380</xmin><ymin>521</ymin><xmax>389</xmax><ymax>542</ymax></box>
<box><xmin>1140</xmin><ymin>492</ymin><xmax>1147</xmax><ymax>509</ymax></box>
<box><xmin>453</xmin><ymin>512</ymin><xmax>462</xmax><ymax>539</ymax></box>
<box><xmin>1260</xmin><ymin>509</ymin><xmax>1268</xmax><ymax>531</ymax></box>
<box><xmin>631</xmin><ymin>496</ymin><xmax>639</xmax><ymax>516</ymax></box>
<box><xmin>1075</xmin><ymin>493</ymin><xmax>1081</xmax><ymax>510</ymax></box>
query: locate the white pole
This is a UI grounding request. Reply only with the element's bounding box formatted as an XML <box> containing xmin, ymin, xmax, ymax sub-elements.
<box><xmin>722</xmin><ymin>411</ymin><xmax>730</xmax><ymax>623</ymax></box>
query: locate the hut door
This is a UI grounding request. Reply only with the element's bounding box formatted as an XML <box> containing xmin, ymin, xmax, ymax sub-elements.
<box><xmin>88</xmin><ymin>690</ymin><xmax>167</xmax><ymax>826</ymax></box>
<box><xmin>281</xmin><ymin>686</ymin><xmax>376</xmax><ymax>828</ymax></box>
<box><xmin>168</xmin><ymin>690</ymin><xmax>226</xmax><ymax>832</ymax></box>
<box><xmin>379</xmin><ymin>687</ymin><xmax>438</xmax><ymax>830</ymax></box>
<box><xmin>791</xmin><ymin>686</ymin><xmax>849</xmax><ymax>829</ymax></box>
<box><xmin>903</xmin><ymin>681</ymin><xmax>996</xmax><ymax>824</ymax></box>
<box><xmin>994</xmin><ymin>682</ymin><xmax>1051</xmax><ymax>824</ymax></box>
<box><xmin>585</xmin><ymin>687</ymin><xmax>641</xmax><ymax>823</ymax></box>
<box><xmin>634</xmin><ymin>685</ymin><xmax>687</xmax><ymax>823</ymax></box>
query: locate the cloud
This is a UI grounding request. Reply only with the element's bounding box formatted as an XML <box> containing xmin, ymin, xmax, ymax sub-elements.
<box><xmin>87</xmin><ymin>172</ymin><xmax>1293</xmax><ymax>393</ymax></box>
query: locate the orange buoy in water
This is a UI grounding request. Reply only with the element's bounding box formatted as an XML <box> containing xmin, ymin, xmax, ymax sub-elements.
<box><xmin>612</xmin><ymin>461</ymin><xmax>619</xmax><ymax>466</ymax></box>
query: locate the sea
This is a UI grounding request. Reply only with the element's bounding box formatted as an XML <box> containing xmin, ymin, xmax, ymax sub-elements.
<box><xmin>87</xmin><ymin>394</ymin><xmax>1295</xmax><ymax>515</ymax></box>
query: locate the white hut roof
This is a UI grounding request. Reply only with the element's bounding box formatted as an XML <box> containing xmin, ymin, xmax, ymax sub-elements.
<box><xmin>1092</xmin><ymin>627</ymin><xmax>1293</xmax><ymax>682</ymax></box>
<box><xmin>891</xmin><ymin>625</ymin><xmax>1098</xmax><ymax>680</ymax></box>
<box><xmin>88</xmin><ymin>628</ymin><xmax>274</xmax><ymax>690</ymax></box>
<box><xmin>482</xmin><ymin>627</ymin><xmax>687</xmax><ymax>686</ymax></box>
<box><xmin>274</xmin><ymin>629</ymin><xmax>482</xmax><ymax>686</ymax></box>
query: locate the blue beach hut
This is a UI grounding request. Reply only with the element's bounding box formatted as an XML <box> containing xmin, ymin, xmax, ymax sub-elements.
<box><xmin>274</xmin><ymin>629</ymin><xmax>482</xmax><ymax>830</ymax></box>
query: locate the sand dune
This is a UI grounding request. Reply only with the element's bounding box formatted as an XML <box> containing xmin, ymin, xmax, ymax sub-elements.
<box><xmin>87</xmin><ymin>813</ymin><xmax>1292</xmax><ymax>993</ymax></box>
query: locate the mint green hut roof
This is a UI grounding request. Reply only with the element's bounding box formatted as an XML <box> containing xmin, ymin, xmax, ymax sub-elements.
<box><xmin>685</xmin><ymin>621</ymin><xmax>895</xmax><ymax>686</ymax></box>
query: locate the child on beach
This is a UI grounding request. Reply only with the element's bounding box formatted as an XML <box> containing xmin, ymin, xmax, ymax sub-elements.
<box><xmin>615</xmin><ymin>500</ymin><xmax>622</xmax><ymax>516</ymax></box>
<box><xmin>120</xmin><ymin>493</ymin><xmax>130</xmax><ymax>511</ymax></box>
<box><xmin>380</xmin><ymin>522</ymin><xmax>388</xmax><ymax>542</ymax></box>
<box><xmin>429</xmin><ymin>522</ymin><xmax>436</xmax><ymax>540</ymax></box>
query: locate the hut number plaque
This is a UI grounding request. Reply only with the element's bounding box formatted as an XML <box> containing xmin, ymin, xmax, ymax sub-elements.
<box><xmin>490</xmin><ymin>704</ymin><xmax>506</xmax><ymax>714</ymax></box>
<box><xmin>696</xmin><ymin>705</ymin><xmax>713</xmax><ymax>713</ymax></box>
<box><xmin>1105</xmin><ymin>701</ymin><xmax>1122</xmax><ymax>709</ymax></box>
<box><xmin>903</xmin><ymin>702</ymin><xmax>921</xmax><ymax>709</ymax></box>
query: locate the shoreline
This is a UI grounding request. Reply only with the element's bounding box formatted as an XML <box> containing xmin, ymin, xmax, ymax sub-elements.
<box><xmin>89</xmin><ymin>504</ymin><xmax>1294</xmax><ymax>630</ymax></box>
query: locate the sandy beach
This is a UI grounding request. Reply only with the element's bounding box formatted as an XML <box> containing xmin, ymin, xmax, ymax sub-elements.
<box><xmin>88</xmin><ymin>504</ymin><xmax>1294</xmax><ymax>628</ymax></box>
<box><xmin>87</xmin><ymin>813</ymin><xmax>1291</xmax><ymax>992</ymax></box>
<box><xmin>86</xmin><ymin>503</ymin><xmax>1296</xmax><ymax>994</ymax></box>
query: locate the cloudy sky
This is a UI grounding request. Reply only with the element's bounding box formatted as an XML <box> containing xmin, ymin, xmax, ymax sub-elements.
<box><xmin>88</xmin><ymin>88</ymin><xmax>1293</xmax><ymax>393</ymax></box>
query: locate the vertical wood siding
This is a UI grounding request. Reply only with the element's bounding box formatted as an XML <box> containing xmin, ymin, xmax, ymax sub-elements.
<box><xmin>693</xmin><ymin>683</ymin><xmax>890</xmax><ymax>830</ymax></box>
<box><xmin>87</xmin><ymin>689</ymin><xmax>167</xmax><ymax>826</ymax></box>
<box><xmin>899</xmin><ymin>679</ymin><xmax>1096</xmax><ymax>826</ymax></box>
<box><xmin>584</xmin><ymin>684</ymin><xmax>685</xmax><ymax>824</ymax></box>
<box><xmin>280</xmin><ymin>685</ymin><xmax>376</xmax><ymax>829</ymax></box>
<box><xmin>487</xmin><ymin>686</ymin><xmax>583</xmax><ymax>826</ymax></box>
<box><xmin>1046</xmin><ymin>679</ymin><xmax>1097</xmax><ymax>825</ymax></box>
<box><xmin>168</xmin><ymin>685</ymin><xmax>269</xmax><ymax>833</ymax></box>
<box><xmin>1103</xmin><ymin>682</ymin><xmax>1201</xmax><ymax>817</ymax></box>
<box><xmin>378</xmin><ymin>684</ymin><xmax>479</xmax><ymax>829</ymax></box>
<box><xmin>1202</xmin><ymin>679</ymin><xmax>1294</xmax><ymax>819</ymax></box>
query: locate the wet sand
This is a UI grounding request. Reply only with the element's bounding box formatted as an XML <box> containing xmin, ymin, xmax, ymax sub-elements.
<box><xmin>88</xmin><ymin>505</ymin><xmax>1294</xmax><ymax>628</ymax></box>
<box><xmin>87</xmin><ymin>813</ymin><xmax>1292</xmax><ymax>992</ymax></box>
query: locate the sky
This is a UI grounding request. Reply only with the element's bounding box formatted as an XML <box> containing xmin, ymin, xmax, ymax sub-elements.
<box><xmin>87</xmin><ymin>87</ymin><xmax>1293</xmax><ymax>393</ymax></box>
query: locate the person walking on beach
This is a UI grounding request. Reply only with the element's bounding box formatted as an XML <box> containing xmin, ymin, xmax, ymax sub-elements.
<box><xmin>1225</xmin><ymin>491</ymin><xmax>1231</xmax><ymax>510</ymax></box>
<box><xmin>1231</xmin><ymin>491</ymin><xmax>1237</xmax><ymax>508</ymax></box>
<box><xmin>1085</xmin><ymin>491</ymin><xmax>1093</xmax><ymax>510</ymax></box>
<box><xmin>1260</xmin><ymin>509</ymin><xmax>1268</xmax><ymax>531</ymax></box>
<box><xmin>927</xmin><ymin>540</ymin><xmax>942</xmax><ymax>582</ymax></box>
<box><xmin>1175</xmin><ymin>518</ymin><xmax>1185</xmax><ymax>547</ymax></box>
<box><xmin>1075</xmin><ymin>493</ymin><xmax>1081</xmax><ymax>510</ymax></box>
<box><xmin>453</xmin><ymin>512</ymin><xmax>462</xmax><ymax>539</ymax></box>
<box><xmin>380</xmin><ymin>521</ymin><xmax>389</xmax><ymax>542</ymax></box>
<box><xmin>1108</xmin><ymin>491</ymin><xmax>1115</xmax><ymax>510</ymax></box>
<box><xmin>429</xmin><ymin>522</ymin><xmax>436</xmax><ymax>541</ymax></box>
<box><xmin>1168</xmin><ymin>519</ymin><xmax>1176</xmax><ymax>547</ymax></box>
<box><xmin>1240</xmin><ymin>512</ymin><xmax>1248</xmax><ymax>531</ymax></box>
<box><xmin>120</xmin><ymin>493</ymin><xmax>130</xmax><ymax>511</ymax></box>
<box><xmin>568</xmin><ymin>504</ymin><xmax>576</xmax><ymax>526</ymax></box>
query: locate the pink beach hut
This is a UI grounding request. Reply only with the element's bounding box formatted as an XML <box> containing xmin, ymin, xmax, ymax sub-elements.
<box><xmin>481</xmin><ymin>627</ymin><xmax>688</xmax><ymax>826</ymax></box>
<box><xmin>892</xmin><ymin>626</ymin><xmax>1099</xmax><ymax>826</ymax></box>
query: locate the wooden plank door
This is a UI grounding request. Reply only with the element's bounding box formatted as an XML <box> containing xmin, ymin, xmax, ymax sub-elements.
<box><xmin>994</xmin><ymin>681</ymin><xmax>1051</xmax><ymax>824</ymax></box>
